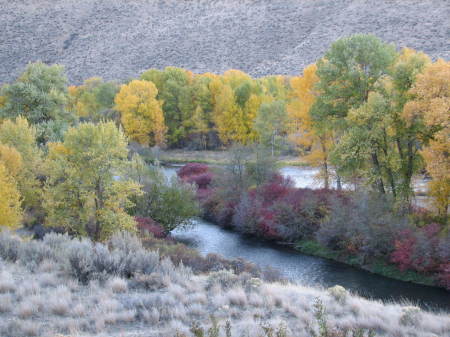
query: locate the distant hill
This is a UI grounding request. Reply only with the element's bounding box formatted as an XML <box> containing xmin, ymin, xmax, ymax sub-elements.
<box><xmin>1</xmin><ymin>0</ymin><xmax>449</xmax><ymax>84</ymax></box>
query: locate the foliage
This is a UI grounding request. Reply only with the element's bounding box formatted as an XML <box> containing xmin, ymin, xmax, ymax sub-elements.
<box><xmin>129</xmin><ymin>159</ymin><xmax>200</xmax><ymax>233</ymax></box>
<box><xmin>44</xmin><ymin>122</ymin><xmax>142</xmax><ymax>240</ymax></box>
<box><xmin>68</xmin><ymin>77</ymin><xmax>119</xmax><ymax>122</ymax></box>
<box><xmin>288</xmin><ymin>63</ymin><xmax>333</xmax><ymax>188</ymax></box>
<box><xmin>0</xmin><ymin>163</ymin><xmax>22</xmax><ymax>228</ymax></box>
<box><xmin>115</xmin><ymin>79</ymin><xmax>166</xmax><ymax>146</ymax></box>
<box><xmin>0</xmin><ymin>62</ymin><xmax>70</xmax><ymax>124</ymax></box>
<box><xmin>254</xmin><ymin>100</ymin><xmax>288</xmax><ymax>156</ymax></box>
<box><xmin>406</xmin><ymin>59</ymin><xmax>450</xmax><ymax>217</ymax></box>
<box><xmin>0</xmin><ymin>117</ymin><xmax>42</xmax><ymax>214</ymax></box>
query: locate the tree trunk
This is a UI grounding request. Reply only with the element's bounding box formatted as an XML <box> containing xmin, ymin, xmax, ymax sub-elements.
<box><xmin>321</xmin><ymin>140</ymin><xmax>329</xmax><ymax>189</ymax></box>
<box><xmin>371</xmin><ymin>152</ymin><xmax>386</xmax><ymax>194</ymax></box>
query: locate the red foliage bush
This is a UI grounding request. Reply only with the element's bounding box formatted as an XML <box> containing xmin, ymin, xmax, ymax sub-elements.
<box><xmin>135</xmin><ymin>216</ymin><xmax>166</xmax><ymax>238</ymax></box>
<box><xmin>391</xmin><ymin>229</ymin><xmax>416</xmax><ymax>271</ymax></box>
<box><xmin>438</xmin><ymin>263</ymin><xmax>450</xmax><ymax>289</ymax></box>
<box><xmin>177</xmin><ymin>163</ymin><xmax>209</xmax><ymax>179</ymax></box>
<box><xmin>186</xmin><ymin>172</ymin><xmax>214</xmax><ymax>189</ymax></box>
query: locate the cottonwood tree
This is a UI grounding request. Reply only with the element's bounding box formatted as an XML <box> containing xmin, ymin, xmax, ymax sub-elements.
<box><xmin>312</xmin><ymin>34</ymin><xmax>397</xmax><ymax>190</ymax></box>
<box><xmin>404</xmin><ymin>59</ymin><xmax>450</xmax><ymax>217</ymax></box>
<box><xmin>141</xmin><ymin>67</ymin><xmax>195</xmax><ymax>147</ymax></box>
<box><xmin>115</xmin><ymin>80</ymin><xmax>166</xmax><ymax>146</ymax></box>
<box><xmin>0</xmin><ymin>62</ymin><xmax>75</xmax><ymax>143</ymax></box>
<box><xmin>68</xmin><ymin>77</ymin><xmax>119</xmax><ymax>122</ymax></box>
<box><xmin>44</xmin><ymin>122</ymin><xmax>142</xmax><ymax>241</ymax></box>
<box><xmin>288</xmin><ymin>64</ymin><xmax>333</xmax><ymax>188</ymax></box>
<box><xmin>0</xmin><ymin>163</ymin><xmax>22</xmax><ymax>228</ymax></box>
<box><xmin>0</xmin><ymin>117</ymin><xmax>42</xmax><ymax>213</ymax></box>
<box><xmin>254</xmin><ymin>100</ymin><xmax>287</xmax><ymax>156</ymax></box>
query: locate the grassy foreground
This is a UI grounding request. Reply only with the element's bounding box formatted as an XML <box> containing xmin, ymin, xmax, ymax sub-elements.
<box><xmin>0</xmin><ymin>230</ymin><xmax>449</xmax><ymax>337</ymax></box>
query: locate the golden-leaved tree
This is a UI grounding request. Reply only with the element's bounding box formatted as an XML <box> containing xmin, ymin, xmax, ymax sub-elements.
<box><xmin>0</xmin><ymin>163</ymin><xmax>22</xmax><ymax>228</ymax></box>
<box><xmin>115</xmin><ymin>80</ymin><xmax>166</xmax><ymax>146</ymax></box>
<box><xmin>0</xmin><ymin>117</ymin><xmax>42</xmax><ymax>214</ymax></box>
<box><xmin>44</xmin><ymin>122</ymin><xmax>142</xmax><ymax>241</ymax></box>
<box><xmin>404</xmin><ymin>59</ymin><xmax>450</xmax><ymax>217</ymax></box>
<box><xmin>287</xmin><ymin>64</ymin><xmax>333</xmax><ymax>188</ymax></box>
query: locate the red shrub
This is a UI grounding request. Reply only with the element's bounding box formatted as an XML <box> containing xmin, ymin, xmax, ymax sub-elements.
<box><xmin>257</xmin><ymin>175</ymin><xmax>292</xmax><ymax>205</ymax></box>
<box><xmin>177</xmin><ymin>163</ymin><xmax>209</xmax><ymax>179</ymax></box>
<box><xmin>390</xmin><ymin>229</ymin><xmax>416</xmax><ymax>271</ymax></box>
<box><xmin>135</xmin><ymin>216</ymin><xmax>166</xmax><ymax>238</ymax></box>
<box><xmin>438</xmin><ymin>263</ymin><xmax>450</xmax><ymax>290</ymax></box>
<box><xmin>186</xmin><ymin>172</ymin><xmax>214</xmax><ymax>189</ymax></box>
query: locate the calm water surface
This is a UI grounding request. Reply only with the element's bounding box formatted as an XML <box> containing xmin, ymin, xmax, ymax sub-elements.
<box><xmin>164</xmin><ymin>165</ymin><xmax>450</xmax><ymax>311</ymax></box>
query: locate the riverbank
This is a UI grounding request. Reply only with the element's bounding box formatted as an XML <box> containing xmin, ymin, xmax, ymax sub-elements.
<box><xmin>294</xmin><ymin>240</ymin><xmax>437</xmax><ymax>287</ymax></box>
<box><xmin>175</xmin><ymin>163</ymin><xmax>449</xmax><ymax>293</ymax></box>
<box><xmin>158</xmin><ymin>149</ymin><xmax>308</xmax><ymax>166</ymax></box>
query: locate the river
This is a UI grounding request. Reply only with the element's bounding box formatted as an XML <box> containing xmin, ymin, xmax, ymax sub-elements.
<box><xmin>163</xmin><ymin>165</ymin><xmax>450</xmax><ymax>312</ymax></box>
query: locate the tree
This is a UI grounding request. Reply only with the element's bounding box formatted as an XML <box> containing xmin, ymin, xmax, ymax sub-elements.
<box><xmin>44</xmin><ymin>122</ymin><xmax>142</xmax><ymax>240</ymax></box>
<box><xmin>330</xmin><ymin>48</ymin><xmax>431</xmax><ymax>201</ymax></box>
<box><xmin>68</xmin><ymin>77</ymin><xmax>119</xmax><ymax>122</ymax></box>
<box><xmin>287</xmin><ymin>64</ymin><xmax>333</xmax><ymax>188</ymax></box>
<box><xmin>312</xmin><ymin>34</ymin><xmax>397</xmax><ymax>190</ymax></box>
<box><xmin>0</xmin><ymin>163</ymin><xmax>22</xmax><ymax>228</ymax></box>
<box><xmin>404</xmin><ymin>59</ymin><xmax>450</xmax><ymax>217</ymax></box>
<box><xmin>0</xmin><ymin>117</ymin><xmax>42</xmax><ymax>213</ymax></box>
<box><xmin>126</xmin><ymin>154</ymin><xmax>199</xmax><ymax>233</ymax></box>
<box><xmin>254</xmin><ymin>100</ymin><xmax>287</xmax><ymax>156</ymax></box>
<box><xmin>141</xmin><ymin>67</ymin><xmax>194</xmax><ymax>147</ymax></box>
<box><xmin>115</xmin><ymin>80</ymin><xmax>166</xmax><ymax>146</ymax></box>
<box><xmin>0</xmin><ymin>62</ymin><xmax>72</xmax><ymax>125</ymax></box>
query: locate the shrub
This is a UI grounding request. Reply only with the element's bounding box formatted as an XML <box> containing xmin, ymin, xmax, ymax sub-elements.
<box><xmin>186</xmin><ymin>172</ymin><xmax>214</xmax><ymax>189</ymax></box>
<box><xmin>135</xmin><ymin>216</ymin><xmax>166</xmax><ymax>238</ymax></box>
<box><xmin>178</xmin><ymin>163</ymin><xmax>209</xmax><ymax>180</ymax></box>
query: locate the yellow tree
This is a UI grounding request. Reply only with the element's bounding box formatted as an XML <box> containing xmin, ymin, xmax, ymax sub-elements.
<box><xmin>115</xmin><ymin>80</ymin><xmax>166</xmax><ymax>146</ymax></box>
<box><xmin>287</xmin><ymin>64</ymin><xmax>333</xmax><ymax>188</ymax></box>
<box><xmin>0</xmin><ymin>117</ymin><xmax>42</xmax><ymax>213</ymax></box>
<box><xmin>0</xmin><ymin>144</ymin><xmax>23</xmax><ymax>178</ymax></box>
<box><xmin>213</xmin><ymin>83</ymin><xmax>241</xmax><ymax>144</ymax></box>
<box><xmin>0</xmin><ymin>163</ymin><xmax>22</xmax><ymax>228</ymax></box>
<box><xmin>404</xmin><ymin>59</ymin><xmax>450</xmax><ymax>217</ymax></box>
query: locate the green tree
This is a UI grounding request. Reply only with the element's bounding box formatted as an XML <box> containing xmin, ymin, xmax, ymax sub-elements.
<box><xmin>0</xmin><ymin>62</ymin><xmax>73</xmax><ymax>124</ymax></box>
<box><xmin>127</xmin><ymin>154</ymin><xmax>199</xmax><ymax>233</ymax></box>
<box><xmin>68</xmin><ymin>77</ymin><xmax>119</xmax><ymax>122</ymax></box>
<box><xmin>44</xmin><ymin>122</ymin><xmax>142</xmax><ymax>241</ymax></box>
<box><xmin>312</xmin><ymin>34</ymin><xmax>397</xmax><ymax>189</ymax></box>
<box><xmin>141</xmin><ymin>67</ymin><xmax>195</xmax><ymax>147</ymax></box>
<box><xmin>254</xmin><ymin>100</ymin><xmax>288</xmax><ymax>156</ymax></box>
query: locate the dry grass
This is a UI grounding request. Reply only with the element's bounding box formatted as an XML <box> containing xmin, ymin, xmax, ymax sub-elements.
<box><xmin>0</xmin><ymin>230</ymin><xmax>449</xmax><ymax>337</ymax></box>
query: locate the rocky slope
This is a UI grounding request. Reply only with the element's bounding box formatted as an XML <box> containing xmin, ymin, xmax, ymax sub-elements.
<box><xmin>1</xmin><ymin>0</ymin><xmax>449</xmax><ymax>84</ymax></box>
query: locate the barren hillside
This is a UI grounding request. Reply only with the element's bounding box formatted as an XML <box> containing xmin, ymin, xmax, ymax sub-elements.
<box><xmin>1</xmin><ymin>0</ymin><xmax>449</xmax><ymax>84</ymax></box>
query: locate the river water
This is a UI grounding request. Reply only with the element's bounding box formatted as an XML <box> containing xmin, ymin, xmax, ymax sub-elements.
<box><xmin>163</xmin><ymin>165</ymin><xmax>450</xmax><ymax>311</ymax></box>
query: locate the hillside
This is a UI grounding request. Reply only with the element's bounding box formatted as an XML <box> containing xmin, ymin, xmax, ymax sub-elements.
<box><xmin>1</xmin><ymin>0</ymin><xmax>449</xmax><ymax>84</ymax></box>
